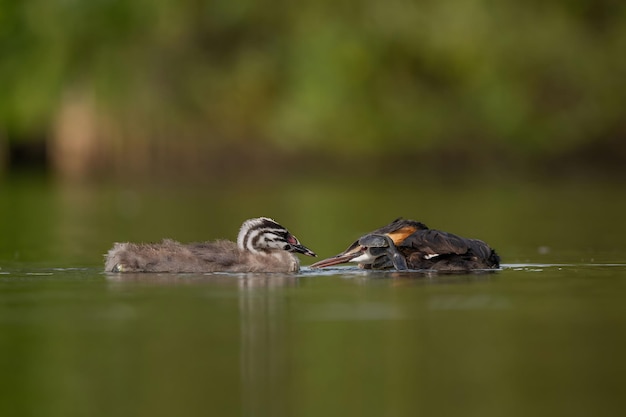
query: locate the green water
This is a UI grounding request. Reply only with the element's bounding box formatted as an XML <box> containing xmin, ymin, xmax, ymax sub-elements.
<box><xmin>1</xmin><ymin>175</ymin><xmax>625</xmax><ymax>417</ymax></box>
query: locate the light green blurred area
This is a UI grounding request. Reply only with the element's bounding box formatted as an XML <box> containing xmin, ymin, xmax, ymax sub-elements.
<box><xmin>1</xmin><ymin>0</ymin><xmax>626</xmax><ymax>175</ymax></box>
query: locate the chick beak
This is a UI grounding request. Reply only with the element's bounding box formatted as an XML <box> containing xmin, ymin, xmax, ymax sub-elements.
<box><xmin>290</xmin><ymin>244</ymin><xmax>317</xmax><ymax>257</ymax></box>
<box><xmin>309</xmin><ymin>242</ymin><xmax>364</xmax><ymax>268</ymax></box>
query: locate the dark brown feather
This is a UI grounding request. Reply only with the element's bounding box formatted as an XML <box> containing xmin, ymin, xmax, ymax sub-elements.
<box><xmin>398</xmin><ymin>229</ymin><xmax>499</xmax><ymax>270</ymax></box>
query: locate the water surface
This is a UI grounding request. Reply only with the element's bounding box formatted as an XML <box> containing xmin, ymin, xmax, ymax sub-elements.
<box><xmin>1</xmin><ymin>263</ymin><xmax>626</xmax><ymax>417</ymax></box>
<box><xmin>1</xmin><ymin>176</ymin><xmax>625</xmax><ymax>416</ymax></box>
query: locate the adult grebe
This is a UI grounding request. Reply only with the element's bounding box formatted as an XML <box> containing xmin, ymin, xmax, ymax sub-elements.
<box><xmin>310</xmin><ymin>218</ymin><xmax>499</xmax><ymax>271</ymax></box>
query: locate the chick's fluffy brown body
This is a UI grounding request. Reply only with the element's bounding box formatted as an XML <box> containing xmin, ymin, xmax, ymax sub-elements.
<box><xmin>105</xmin><ymin>239</ymin><xmax>300</xmax><ymax>273</ymax></box>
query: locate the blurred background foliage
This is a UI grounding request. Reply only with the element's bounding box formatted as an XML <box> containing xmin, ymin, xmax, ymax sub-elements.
<box><xmin>1</xmin><ymin>0</ymin><xmax>625</xmax><ymax>178</ymax></box>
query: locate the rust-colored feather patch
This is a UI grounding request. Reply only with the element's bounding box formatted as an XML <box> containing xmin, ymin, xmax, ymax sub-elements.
<box><xmin>386</xmin><ymin>226</ymin><xmax>418</xmax><ymax>245</ymax></box>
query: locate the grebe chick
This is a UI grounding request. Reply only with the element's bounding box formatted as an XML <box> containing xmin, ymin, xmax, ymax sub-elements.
<box><xmin>105</xmin><ymin>217</ymin><xmax>316</xmax><ymax>273</ymax></box>
<box><xmin>310</xmin><ymin>218</ymin><xmax>499</xmax><ymax>272</ymax></box>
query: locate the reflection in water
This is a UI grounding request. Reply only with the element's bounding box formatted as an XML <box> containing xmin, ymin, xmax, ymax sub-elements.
<box><xmin>3</xmin><ymin>264</ymin><xmax>626</xmax><ymax>417</ymax></box>
<box><xmin>106</xmin><ymin>271</ymin><xmax>297</xmax><ymax>417</ymax></box>
<box><xmin>105</xmin><ymin>272</ymin><xmax>296</xmax><ymax>287</ymax></box>
<box><xmin>239</xmin><ymin>275</ymin><xmax>296</xmax><ymax>417</ymax></box>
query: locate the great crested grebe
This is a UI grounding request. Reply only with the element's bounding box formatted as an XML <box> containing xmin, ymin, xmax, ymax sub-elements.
<box><xmin>105</xmin><ymin>217</ymin><xmax>316</xmax><ymax>273</ymax></box>
<box><xmin>310</xmin><ymin>218</ymin><xmax>500</xmax><ymax>272</ymax></box>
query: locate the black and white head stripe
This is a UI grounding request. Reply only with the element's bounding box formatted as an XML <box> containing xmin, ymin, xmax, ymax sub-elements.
<box><xmin>237</xmin><ymin>217</ymin><xmax>300</xmax><ymax>254</ymax></box>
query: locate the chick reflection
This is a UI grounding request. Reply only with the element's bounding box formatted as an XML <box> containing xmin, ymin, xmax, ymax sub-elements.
<box><xmin>105</xmin><ymin>271</ymin><xmax>295</xmax><ymax>416</ymax></box>
<box><xmin>239</xmin><ymin>274</ymin><xmax>293</xmax><ymax>417</ymax></box>
<box><xmin>105</xmin><ymin>272</ymin><xmax>298</xmax><ymax>288</ymax></box>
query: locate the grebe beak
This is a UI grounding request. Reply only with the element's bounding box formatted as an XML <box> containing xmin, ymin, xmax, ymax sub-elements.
<box><xmin>309</xmin><ymin>241</ymin><xmax>364</xmax><ymax>268</ymax></box>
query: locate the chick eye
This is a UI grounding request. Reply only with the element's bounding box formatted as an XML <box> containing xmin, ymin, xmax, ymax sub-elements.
<box><xmin>287</xmin><ymin>235</ymin><xmax>298</xmax><ymax>245</ymax></box>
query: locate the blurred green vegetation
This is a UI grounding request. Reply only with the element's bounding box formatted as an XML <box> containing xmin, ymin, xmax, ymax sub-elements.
<box><xmin>1</xmin><ymin>0</ymin><xmax>626</xmax><ymax>174</ymax></box>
